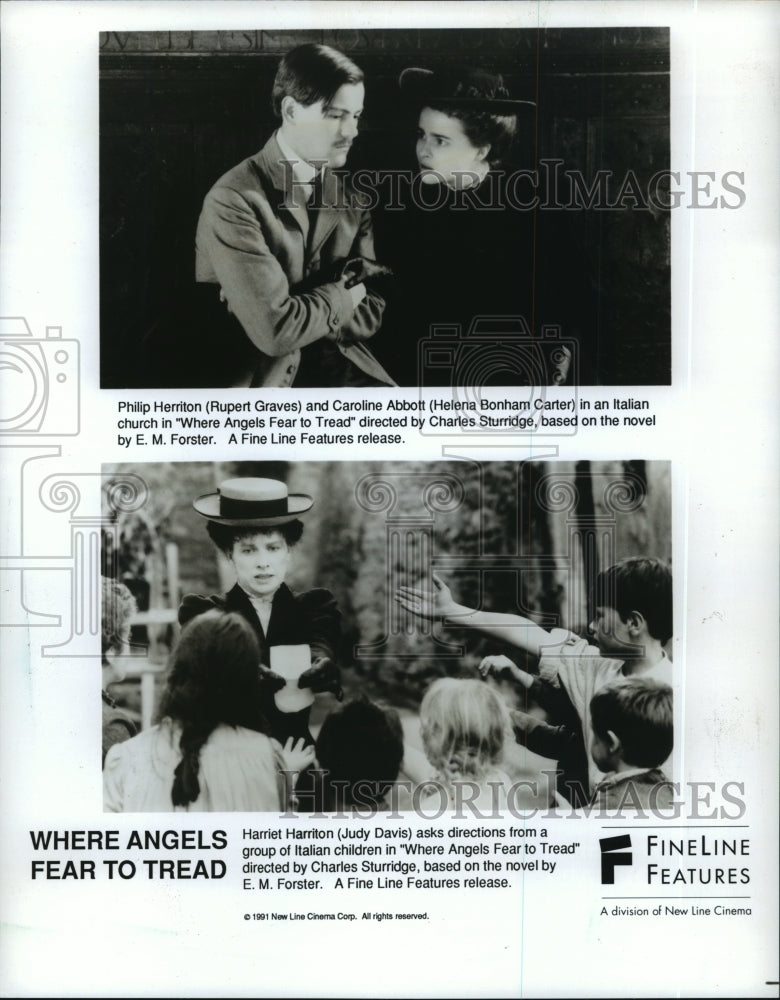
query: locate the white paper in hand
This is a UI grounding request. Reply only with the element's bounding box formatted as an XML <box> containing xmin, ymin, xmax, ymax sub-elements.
<box><xmin>270</xmin><ymin>644</ymin><xmax>315</xmax><ymax>713</ymax></box>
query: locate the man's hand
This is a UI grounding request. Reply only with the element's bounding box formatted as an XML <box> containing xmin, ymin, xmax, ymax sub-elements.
<box><xmin>339</xmin><ymin>256</ymin><xmax>394</xmax><ymax>289</ymax></box>
<box><xmin>395</xmin><ymin>573</ymin><xmax>462</xmax><ymax>620</ymax></box>
<box><xmin>298</xmin><ymin>656</ymin><xmax>343</xmax><ymax>700</ymax></box>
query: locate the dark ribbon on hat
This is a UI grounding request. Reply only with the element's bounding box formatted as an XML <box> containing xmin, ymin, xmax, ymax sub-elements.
<box><xmin>219</xmin><ymin>494</ymin><xmax>289</xmax><ymax>518</ymax></box>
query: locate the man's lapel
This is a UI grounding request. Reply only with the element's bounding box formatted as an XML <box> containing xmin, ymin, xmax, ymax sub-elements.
<box><xmin>309</xmin><ymin>169</ymin><xmax>342</xmax><ymax>258</ymax></box>
<box><xmin>257</xmin><ymin>133</ymin><xmax>310</xmax><ymax>241</ymax></box>
<box><xmin>256</xmin><ymin>133</ymin><xmax>348</xmax><ymax>261</ymax></box>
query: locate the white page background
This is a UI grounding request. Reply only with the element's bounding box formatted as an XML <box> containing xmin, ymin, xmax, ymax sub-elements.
<box><xmin>1</xmin><ymin>2</ymin><xmax>777</xmax><ymax>997</ymax></box>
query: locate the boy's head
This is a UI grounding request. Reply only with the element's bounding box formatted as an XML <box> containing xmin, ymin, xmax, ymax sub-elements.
<box><xmin>589</xmin><ymin>678</ymin><xmax>673</xmax><ymax>773</ymax></box>
<box><xmin>590</xmin><ymin>557</ymin><xmax>672</xmax><ymax>656</ymax></box>
<box><xmin>315</xmin><ymin>695</ymin><xmax>404</xmax><ymax>809</ymax></box>
<box><xmin>272</xmin><ymin>43</ymin><xmax>365</xmax><ymax>169</ymax></box>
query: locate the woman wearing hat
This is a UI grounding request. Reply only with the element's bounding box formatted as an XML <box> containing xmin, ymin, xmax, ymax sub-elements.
<box><xmin>374</xmin><ymin>66</ymin><xmax>580</xmax><ymax>387</ymax></box>
<box><xmin>179</xmin><ymin>477</ymin><xmax>342</xmax><ymax>755</ymax></box>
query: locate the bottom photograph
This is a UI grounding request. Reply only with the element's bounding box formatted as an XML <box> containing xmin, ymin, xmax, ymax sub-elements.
<box><xmin>99</xmin><ymin>459</ymin><xmax>673</xmax><ymax>815</ymax></box>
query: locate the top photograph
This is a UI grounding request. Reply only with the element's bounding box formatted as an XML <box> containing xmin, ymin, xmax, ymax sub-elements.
<box><xmin>100</xmin><ymin>27</ymin><xmax>671</xmax><ymax>390</ymax></box>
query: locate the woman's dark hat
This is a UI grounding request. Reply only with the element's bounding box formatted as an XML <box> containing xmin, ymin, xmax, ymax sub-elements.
<box><xmin>193</xmin><ymin>478</ymin><xmax>313</xmax><ymax>527</ymax></box>
<box><xmin>399</xmin><ymin>66</ymin><xmax>535</xmax><ymax>114</ymax></box>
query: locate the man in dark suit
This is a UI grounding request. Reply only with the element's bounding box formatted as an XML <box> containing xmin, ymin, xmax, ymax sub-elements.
<box><xmin>195</xmin><ymin>43</ymin><xmax>394</xmax><ymax>388</ymax></box>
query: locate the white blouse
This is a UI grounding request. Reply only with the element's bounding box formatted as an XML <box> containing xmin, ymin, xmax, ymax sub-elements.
<box><xmin>103</xmin><ymin>720</ymin><xmax>283</xmax><ymax>812</ymax></box>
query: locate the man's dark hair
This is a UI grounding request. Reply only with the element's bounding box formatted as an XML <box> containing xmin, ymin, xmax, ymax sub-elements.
<box><xmin>315</xmin><ymin>695</ymin><xmax>404</xmax><ymax>809</ymax></box>
<box><xmin>590</xmin><ymin>678</ymin><xmax>673</xmax><ymax>769</ymax></box>
<box><xmin>427</xmin><ymin>102</ymin><xmax>517</xmax><ymax>168</ymax></box>
<box><xmin>594</xmin><ymin>557</ymin><xmax>673</xmax><ymax>644</ymax></box>
<box><xmin>206</xmin><ymin>519</ymin><xmax>304</xmax><ymax>556</ymax></box>
<box><xmin>271</xmin><ymin>43</ymin><xmax>364</xmax><ymax>118</ymax></box>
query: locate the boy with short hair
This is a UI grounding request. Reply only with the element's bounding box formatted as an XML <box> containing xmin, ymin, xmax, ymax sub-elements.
<box><xmin>396</xmin><ymin>557</ymin><xmax>673</xmax><ymax>797</ymax></box>
<box><xmin>588</xmin><ymin>677</ymin><xmax>674</xmax><ymax>809</ymax></box>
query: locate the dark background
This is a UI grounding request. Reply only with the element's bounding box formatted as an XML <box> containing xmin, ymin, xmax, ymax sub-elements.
<box><xmin>100</xmin><ymin>27</ymin><xmax>671</xmax><ymax>388</ymax></box>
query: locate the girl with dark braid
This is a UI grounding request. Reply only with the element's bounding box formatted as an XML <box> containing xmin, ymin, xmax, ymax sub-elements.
<box><xmin>103</xmin><ymin>610</ymin><xmax>312</xmax><ymax>811</ymax></box>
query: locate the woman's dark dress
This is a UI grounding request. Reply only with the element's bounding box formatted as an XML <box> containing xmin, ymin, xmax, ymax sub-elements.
<box><xmin>374</xmin><ymin>170</ymin><xmax>594</xmax><ymax>387</ymax></box>
<box><xmin>178</xmin><ymin>582</ymin><xmax>341</xmax><ymax>748</ymax></box>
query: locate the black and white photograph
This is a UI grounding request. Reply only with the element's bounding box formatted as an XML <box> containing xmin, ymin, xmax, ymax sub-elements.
<box><xmin>100</xmin><ymin>459</ymin><xmax>673</xmax><ymax>814</ymax></box>
<box><xmin>100</xmin><ymin>27</ymin><xmax>671</xmax><ymax>390</ymax></box>
<box><xmin>1</xmin><ymin>2</ymin><xmax>778</xmax><ymax>996</ymax></box>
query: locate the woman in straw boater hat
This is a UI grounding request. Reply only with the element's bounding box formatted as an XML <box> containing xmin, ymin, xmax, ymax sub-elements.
<box><xmin>179</xmin><ymin>478</ymin><xmax>342</xmax><ymax>755</ymax></box>
<box><xmin>374</xmin><ymin>65</ymin><xmax>576</xmax><ymax>387</ymax></box>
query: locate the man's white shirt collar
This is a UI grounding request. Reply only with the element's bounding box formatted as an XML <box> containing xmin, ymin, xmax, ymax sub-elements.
<box><xmin>276</xmin><ymin>129</ymin><xmax>321</xmax><ymax>195</ymax></box>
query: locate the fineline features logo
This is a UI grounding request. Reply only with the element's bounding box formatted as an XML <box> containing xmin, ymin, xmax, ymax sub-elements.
<box><xmin>600</xmin><ymin>834</ymin><xmax>633</xmax><ymax>884</ymax></box>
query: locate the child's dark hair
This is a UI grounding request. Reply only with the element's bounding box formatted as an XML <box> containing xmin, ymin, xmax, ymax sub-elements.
<box><xmin>426</xmin><ymin>101</ymin><xmax>517</xmax><ymax>168</ymax></box>
<box><xmin>590</xmin><ymin>678</ymin><xmax>673</xmax><ymax>769</ymax></box>
<box><xmin>206</xmin><ymin>519</ymin><xmax>304</xmax><ymax>555</ymax></box>
<box><xmin>158</xmin><ymin>611</ymin><xmax>267</xmax><ymax>806</ymax></box>
<box><xmin>315</xmin><ymin>695</ymin><xmax>404</xmax><ymax>809</ymax></box>
<box><xmin>594</xmin><ymin>557</ymin><xmax>673</xmax><ymax>644</ymax></box>
<box><xmin>272</xmin><ymin>43</ymin><xmax>363</xmax><ymax>119</ymax></box>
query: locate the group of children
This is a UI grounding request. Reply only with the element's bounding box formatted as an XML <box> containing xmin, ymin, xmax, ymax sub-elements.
<box><xmin>101</xmin><ymin>556</ymin><xmax>674</xmax><ymax>814</ymax></box>
<box><xmin>100</xmin><ymin>591</ymin><xmax>518</xmax><ymax>814</ymax></box>
<box><xmin>398</xmin><ymin>556</ymin><xmax>675</xmax><ymax>810</ymax></box>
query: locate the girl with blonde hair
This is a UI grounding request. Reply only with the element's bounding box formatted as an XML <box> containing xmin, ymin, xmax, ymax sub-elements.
<box><xmin>417</xmin><ymin>677</ymin><xmax>513</xmax><ymax>813</ymax></box>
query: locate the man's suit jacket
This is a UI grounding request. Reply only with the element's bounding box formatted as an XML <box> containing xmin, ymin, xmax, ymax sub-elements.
<box><xmin>195</xmin><ymin>133</ymin><xmax>394</xmax><ymax>388</ymax></box>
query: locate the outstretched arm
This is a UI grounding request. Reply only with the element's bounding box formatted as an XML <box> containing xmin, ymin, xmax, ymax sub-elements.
<box><xmin>395</xmin><ymin>573</ymin><xmax>551</xmax><ymax>659</ymax></box>
<box><xmin>478</xmin><ymin>654</ymin><xmax>536</xmax><ymax>687</ymax></box>
<box><xmin>510</xmin><ymin>710</ymin><xmax>581</xmax><ymax>761</ymax></box>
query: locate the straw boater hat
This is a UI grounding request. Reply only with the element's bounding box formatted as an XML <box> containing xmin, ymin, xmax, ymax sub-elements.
<box><xmin>399</xmin><ymin>66</ymin><xmax>535</xmax><ymax>115</ymax></box>
<box><xmin>193</xmin><ymin>478</ymin><xmax>313</xmax><ymax>527</ymax></box>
